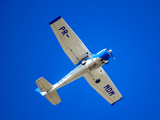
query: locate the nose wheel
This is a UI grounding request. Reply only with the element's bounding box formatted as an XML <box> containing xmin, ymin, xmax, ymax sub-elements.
<box><xmin>102</xmin><ymin>59</ymin><xmax>109</xmax><ymax>64</ymax></box>
<box><xmin>95</xmin><ymin>79</ymin><xmax>100</xmax><ymax>83</ymax></box>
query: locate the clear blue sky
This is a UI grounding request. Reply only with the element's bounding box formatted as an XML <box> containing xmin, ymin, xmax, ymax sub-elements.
<box><xmin>1</xmin><ymin>0</ymin><xmax>160</xmax><ymax>120</ymax></box>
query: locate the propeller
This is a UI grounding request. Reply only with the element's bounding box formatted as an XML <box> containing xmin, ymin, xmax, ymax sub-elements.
<box><xmin>105</xmin><ymin>47</ymin><xmax>115</xmax><ymax>60</ymax></box>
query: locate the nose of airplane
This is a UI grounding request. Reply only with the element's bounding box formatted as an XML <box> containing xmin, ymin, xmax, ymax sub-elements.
<box><xmin>105</xmin><ymin>48</ymin><xmax>115</xmax><ymax>60</ymax></box>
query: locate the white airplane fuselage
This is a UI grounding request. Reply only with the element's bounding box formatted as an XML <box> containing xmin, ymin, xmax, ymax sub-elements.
<box><xmin>48</xmin><ymin>49</ymin><xmax>111</xmax><ymax>94</ymax></box>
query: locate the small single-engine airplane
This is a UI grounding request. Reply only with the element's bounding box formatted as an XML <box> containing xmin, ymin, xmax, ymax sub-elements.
<box><xmin>35</xmin><ymin>16</ymin><xmax>123</xmax><ymax>105</ymax></box>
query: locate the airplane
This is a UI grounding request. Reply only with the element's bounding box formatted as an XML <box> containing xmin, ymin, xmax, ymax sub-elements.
<box><xmin>35</xmin><ymin>16</ymin><xmax>123</xmax><ymax>105</ymax></box>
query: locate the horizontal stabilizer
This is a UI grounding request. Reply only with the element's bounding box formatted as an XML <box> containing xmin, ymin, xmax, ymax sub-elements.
<box><xmin>35</xmin><ymin>77</ymin><xmax>61</xmax><ymax>105</ymax></box>
<box><xmin>36</xmin><ymin>77</ymin><xmax>53</xmax><ymax>92</ymax></box>
<box><xmin>45</xmin><ymin>90</ymin><xmax>61</xmax><ymax>105</ymax></box>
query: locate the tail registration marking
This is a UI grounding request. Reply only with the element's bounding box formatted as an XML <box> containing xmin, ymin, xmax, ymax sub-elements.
<box><xmin>59</xmin><ymin>26</ymin><xmax>69</xmax><ymax>38</ymax></box>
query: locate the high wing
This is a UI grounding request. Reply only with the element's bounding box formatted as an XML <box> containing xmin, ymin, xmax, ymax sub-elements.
<box><xmin>49</xmin><ymin>16</ymin><xmax>91</xmax><ymax>65</ymax></box>
<box><xmin>83</xmin><ymin>67</ymin><xmax>123</xmax><ymax>105</ymax></box>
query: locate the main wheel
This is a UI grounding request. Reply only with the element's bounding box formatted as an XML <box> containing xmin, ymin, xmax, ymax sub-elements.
<box><xmin>102</xmin><ymin>59</ymin><xmax>108</xmax><ymax>64</ymax></box>
<box><xmin>95</xmin><ymin>79</ymin><xmax>100</xmax><ymax>83</ymax></box>
<box><xmin>81</xmin><ymin>60</ymin><xmax>86</xmax><ymax>65</ymax></box>
<box><xmin>104</xmin><ymin>60</ymin><xmax>109</xmax><ymax>64</ymax></box>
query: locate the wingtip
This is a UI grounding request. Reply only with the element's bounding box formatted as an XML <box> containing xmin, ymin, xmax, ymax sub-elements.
<box><xmin>111</xmin><ymin>97</ymin><xmax>123</xmax><ymax>106</ymax></box>
<box><xmin>49</xmin><ymin>16</ymin><xmax>62</xmax><ymax>25</ymax></box>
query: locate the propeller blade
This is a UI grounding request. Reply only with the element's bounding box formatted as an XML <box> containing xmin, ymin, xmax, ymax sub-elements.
<box><xmin>105</xmin><ymin>46</ymin><xmax>109</xmax><ymax>51</ymax></box>
<box><xmin>110</xmin><ymin>53</ymin><xmax>116</xmax><ymax>60</ymax></box>
<box><xmin>105</xmin><ymin>46</ymin><xmax>115</xmax><ymax>60</ymax></box>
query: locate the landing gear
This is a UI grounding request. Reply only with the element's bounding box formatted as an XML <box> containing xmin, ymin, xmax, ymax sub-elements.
<box><xmin>95</xmin><ymin>79</ymin><xmax>100</xmax><ymax>83</ymax></box>
<box><xmin>81</xmin><ymin>60</ymin><xmax>86</xmax><ymax>65</ymax></box>
<box><xmin>102</xmin><ymin>59</ymin><xmax>109</xmax><ymax>64</ymax></box>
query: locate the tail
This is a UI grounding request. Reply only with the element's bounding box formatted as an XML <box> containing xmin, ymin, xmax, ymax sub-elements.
<box><xmin>35</xmin><ymin>77</ymin><xmax>61</xmax><ymax>105</ymax></box>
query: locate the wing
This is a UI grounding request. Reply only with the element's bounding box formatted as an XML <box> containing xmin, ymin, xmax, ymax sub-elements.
<box><xmin>84</xmin><ymin>67</ymin><xmax>123</xmax><ymax>105</ymax></box>
<box><xmin>49</xmin><ymin>16</ymin><xmax>91</xmax><ymax>65</ymax></box>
